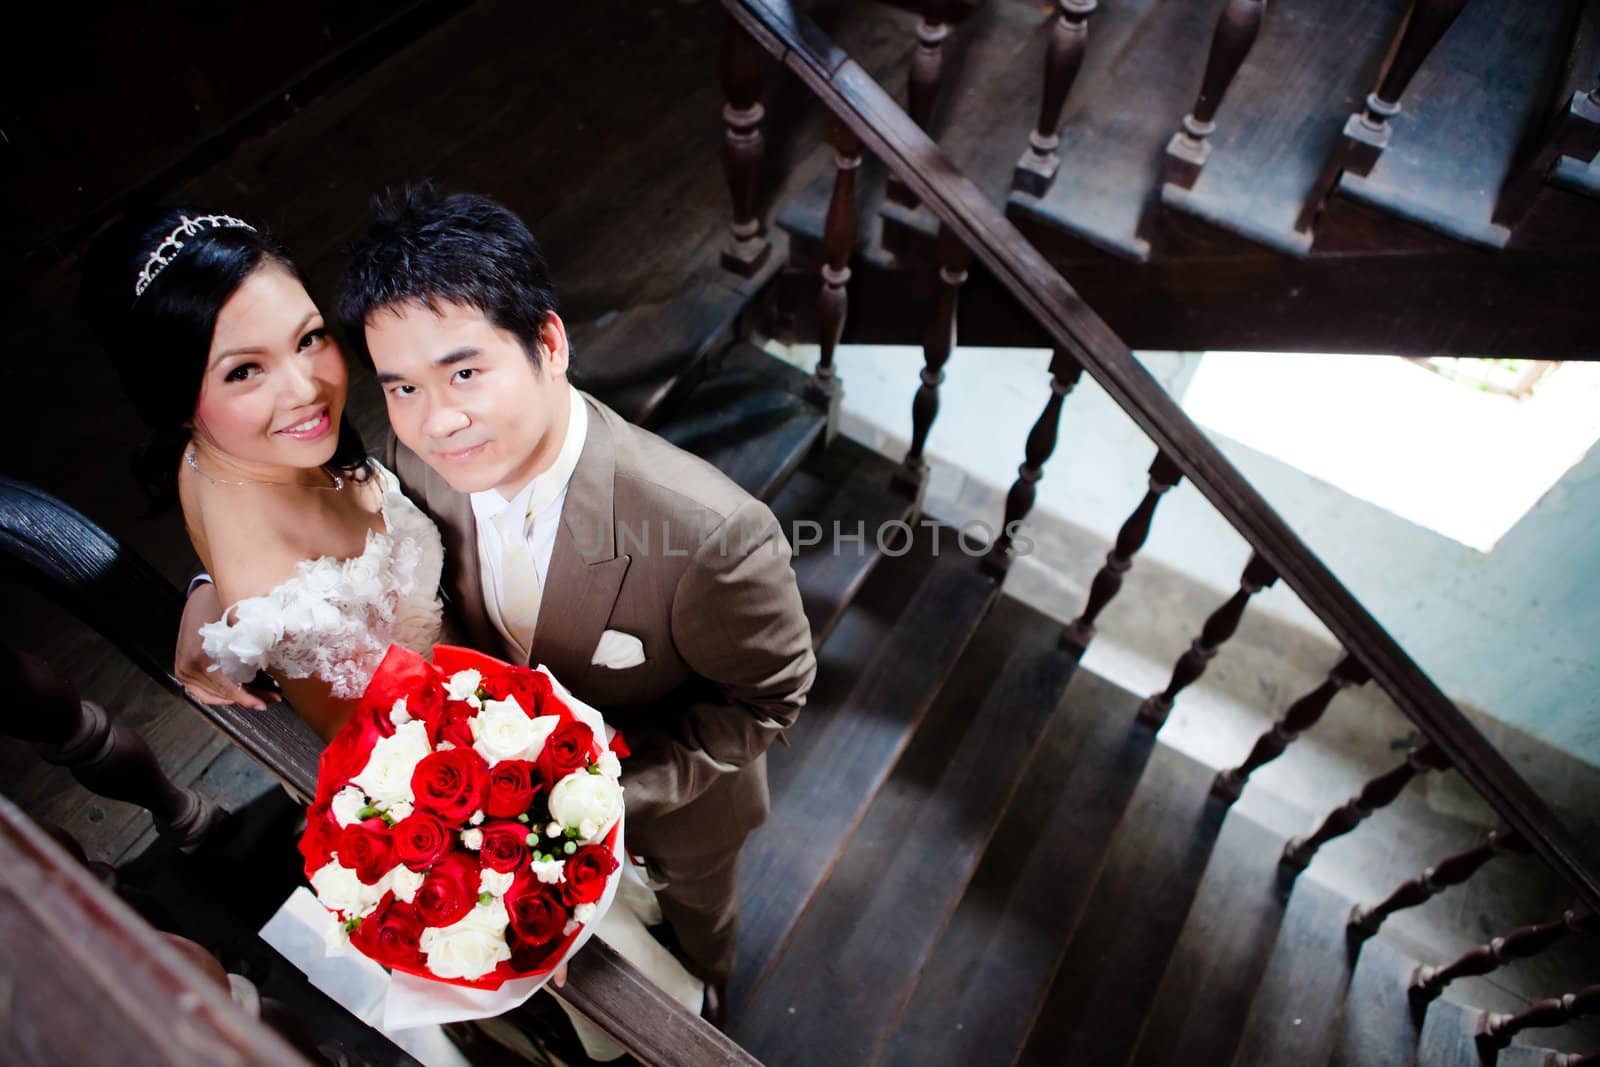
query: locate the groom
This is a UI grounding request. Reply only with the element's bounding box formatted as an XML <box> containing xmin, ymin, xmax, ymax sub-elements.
<box><xmin>185</xmin><ymin>186</ymin><xmax>816</xmax><ymax>1020</ymax></box>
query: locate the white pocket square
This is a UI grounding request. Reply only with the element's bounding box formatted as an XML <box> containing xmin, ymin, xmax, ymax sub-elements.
<box><xmin>591</xmin><ymin>629</ymin><xmax>647</xmax><ymax>670</ymax></box>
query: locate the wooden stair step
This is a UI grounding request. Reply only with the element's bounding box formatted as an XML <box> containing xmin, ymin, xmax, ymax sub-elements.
<box><xmin>1416</xmin><ymin>998</ymin><xmax>1490</xmax><ymax>1067</ymax></box>
<box><xmin>656</xmin><ymin>342</ymin><xmax>828</xmax><ymax>503</ymax></box>
<box><xmin>1552</xmin><ymin>153</ymin><xmax>1600</xmax><ymax>199</ymax></box>
<box><xmin>1006</xmin><ymin>0</ymin><xmax>1221</xmax><ymax>262</ymax></box>
<box><xmin>1127</xmin><ymin>809</ymin><xmax>1290</xmax><ymax>1067</ymax></box>
<box><xmin>1330</xmin><ymin>935</ymin><xmax>1427</xmax><ymax>1067</ymax></box>
<box><xmin>1015</xmin><ymin>741</ymin><xmax>1229</xmax><ymax>1067</ymax></box>
<box><xmin>880</xmin><ymin>667</ymin><xmax>1160</xmax><ymax>1067</ymax></box>
<box><xmin>732</xmin><ymin>594</ymin><xmax>1078</xmax><ymax>1065</ymax></box>
<box><xmin>570</xmin><ymin>258</ymin><xmax>782</xmax><ymax>429</ymax></box>
<box><xmin>1230</xmin><ymin>876</ymin><xmax>1357</xmax><ymax>1067</ymax></box>
<box><xmin>779</xmin><ymin>439</ymin><xmax>919</xmax><ymax>649</ymax></box>
<box><xmin>730</xmin><ymin>524</ymin><xmax>1000</xmax><ymax>1014</ymax></box>
<box><xmin>1338</xmin><ymin>0</ymin><xmax>1579</xmax><ymax>249</ymax></box>
<box><xmin>1160</xmin><ymin>0</ymin><xmax>1410</xmax><ymax>258</ymax></box>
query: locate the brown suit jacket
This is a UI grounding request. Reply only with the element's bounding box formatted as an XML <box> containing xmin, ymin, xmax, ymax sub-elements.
<box><xmin>388</xmin><ymin>391</ymin><xmax>816</xmax><ymax>859</ymax></box>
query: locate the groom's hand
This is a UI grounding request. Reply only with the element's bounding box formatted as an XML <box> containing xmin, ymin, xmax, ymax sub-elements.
<box><xmin>174</xmin><ymin>581</ymin><xmax>277</xmax><ymax>709</ymax></box>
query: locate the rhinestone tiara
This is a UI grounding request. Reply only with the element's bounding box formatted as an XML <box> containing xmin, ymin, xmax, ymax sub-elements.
<box><xmin>133</xmin><ymin>214</ymin><xmax>257</xmax><ymax>297</ymax></box>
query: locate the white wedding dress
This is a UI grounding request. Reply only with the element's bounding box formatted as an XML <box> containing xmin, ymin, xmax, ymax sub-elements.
<box><xmin>201</xmin><ymin>461</ymin><xmax>701</xmax><ymax>1064</ymax></box>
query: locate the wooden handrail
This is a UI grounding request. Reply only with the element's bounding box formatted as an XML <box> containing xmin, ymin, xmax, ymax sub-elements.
<box><xmin>0</xmin><ymin>478</ymin><xmax>757</xmax><ymax>1067</ymax></box>
<box><xmin>722</xmin><ymin>0</ymin><xmax>1600</xmax><ymax>914</ymax></box>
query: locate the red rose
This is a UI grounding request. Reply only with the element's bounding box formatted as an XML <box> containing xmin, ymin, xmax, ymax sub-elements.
<box><xmin>479</xmin><ymin>821</ymin><xmax>532</xmax><ymax>874</ymax></box>
<box><xmin>608</xmin><ymin>731</ymin><xmax>631</xmax><ymax>760</ymax></box>
<box><xmin>562</xmin><ymin>844</ymin><xmax>618</xmax><ymax>906</ymax></box>
<box><xmin>392</xmin><ymin>813</ymin><xmax>452</xmax><ymax>872</ymax></box>
<box><xmin>411</xmin><ymin>747</ymin><xmax>489</xmax><ymax>823</ymax></box>
<box><xmin>509</xmin><ymin>928</ymin><xmax>573</xmax><ymax>975</ymax></box>
<box><xmin>485</xmin><ymin>760</ymin><xmax>540</xmax><ymax>819</ymax></box>
<box><xmin>414</xmin><ymin>851</ymin><xmax>481</xmax><ymax>927</ymax></box>
<box><xmin>300</xmin><ymin>801</ymin><xmax>342</xmax><ymax>876</ymax></box>
<box><xmin>482</xmin><ymin>665</ymin><xmax>553</xmax><ymax>717</ymax></box>
<box><xmin>506</xmin><ymin>875</ymin><xmax>569</xmax><ymax>946</ymax></box>
<box><xmin>437</xmin><ymin>702</ymin><xmax>477</xmax><ymax>751</ymax></box>
<box><xmin>350</xmin><ymin>892</ymin><xmax>426</xmax><ymax>970</ymax></box>
<box><xmin>338</xmin><ymin>819</ymin><xmax>395</xmax><ymax>885</ymax></box>
<box><xmin>317</xmin><ymin>706</ymin><xmax>389</xmax><ymax>797</ymax></box>
<box><xmin>537</xmin><ymin>720</ymin><xmax>595</xmax><ymax>791</ymax></box>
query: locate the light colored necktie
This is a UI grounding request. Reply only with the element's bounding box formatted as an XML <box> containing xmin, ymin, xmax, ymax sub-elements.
<box><xmin>494</xmin><ymin>502</ymin><xmax>542</xmax><ymax>658</ymax></box>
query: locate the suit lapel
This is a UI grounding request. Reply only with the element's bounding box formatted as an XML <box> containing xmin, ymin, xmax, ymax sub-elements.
<box><xmin>530</xmin><ymin>394</ymin><xmax>630</xmax><ymax>683</ymax></box>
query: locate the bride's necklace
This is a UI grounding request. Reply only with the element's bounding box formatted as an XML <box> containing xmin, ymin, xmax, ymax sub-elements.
<box><xmin>186</xmin><ymin>447</ymin><xmax>346</xmax><ymax>492</ymax></box>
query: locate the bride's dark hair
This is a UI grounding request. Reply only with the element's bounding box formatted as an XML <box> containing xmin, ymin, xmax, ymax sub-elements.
<box><xmin>80</xmin><ymin>207</ymin><xmax>369</xmax><ymax>511</ymax></box>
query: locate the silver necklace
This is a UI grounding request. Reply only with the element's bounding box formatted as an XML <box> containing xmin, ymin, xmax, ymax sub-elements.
<box><xmin>185</xmin><ymin>447</ymin><xmax>346</xmax><ymax>492</ymax></box>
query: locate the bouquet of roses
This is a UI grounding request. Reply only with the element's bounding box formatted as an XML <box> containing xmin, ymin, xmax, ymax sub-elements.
<box><xmin>300</xmin><ymin>643</ymin><xmax>629</xmax><ymax>1021</ymax></box>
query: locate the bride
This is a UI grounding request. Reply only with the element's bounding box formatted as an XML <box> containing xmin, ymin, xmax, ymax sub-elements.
<box><xmin>81</xmin><ymin>206</ymin><xmax>699</xmax><ymax>1059</ymax></box>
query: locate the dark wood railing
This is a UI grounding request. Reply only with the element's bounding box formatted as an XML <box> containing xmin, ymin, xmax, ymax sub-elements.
<box><xmin>720</xmin><ymin>0</ymin><xmax>1600</xmax><ymax>926</ymax></box>
<box><xmin>1163</xmin><ymin>0</ymin><xmax>1267</xmax><ymax>191</ymax></box>
<box><xmin>0</xmin><ymin>478</ymin><xmax>758</xmax><ymax>1067</ymax></box>
<box><xmin>1410</xmin><ymin>909</ymin><xmax>1597</xmax><ymax>1019</ymax></box>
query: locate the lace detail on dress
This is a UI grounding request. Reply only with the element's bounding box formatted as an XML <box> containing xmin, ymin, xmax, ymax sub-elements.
<box><xmin>198</xmin><ymin>464</ymin><xmax>445</xmax><ymax>699</ymax></box>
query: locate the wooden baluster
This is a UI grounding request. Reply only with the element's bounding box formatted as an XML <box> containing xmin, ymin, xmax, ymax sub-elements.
<box><xmin>1212</xmin><ymin>653</ymin><xmax>1370</xmax><ymax>803</ymax></box>
<box><xmin>1478</xmin><ymin>985</ymin><xmax>1600</xmax><ymax>1054</ymax></box>
<box><xmin>1062</xmin><ymin>451</ymin><xmax>1183</xmax><ymax>651</ymax></box>
<box><xmin>1280</xmin><ymin>741</ymin><xmax>1449</xmax><ymax>877</ymax></box>
<box><xmin>1349</xmin><ymin>828</ymin><xmax>1531</xmax><ymax>946</ymax></box>
<box><xmin>1165</xmin><ymin>0</ymin><xmax>1268</xmax><ymax>190</ymax></box>
<box><xmin>1294</xmin><ymin>0</ymin><xmax>1470</xmax><ymax>234</ymax></box>
<box><xmin>1136</xmin><ymin>552</ymin><xmax>1279</xmax><ymax>729</ymax></box>
<box><xmin>1495</xmin><ymin>81</ymin><xmax>1600</xmax><ymax>227</ymax></box>
<box><xmin>885</xmin><ymin>0</ymin><xmax>958</xmax><ymax>211</ymax></box>
<box><xmin>1410</xmin><ymin>909</ymin><xmax>1597</xmax><ymax>1019</ymax></box>
<box><xmin>984</xmin><ymin>348</ymin><xmax>1084</xmax><ymax>576</ymax></box>
<box><xmin>815</xmin><ymin>116</ymin><xmax>862</xmax><ymax>405</ymax></box>
<box><xmin>0</xmin><ymin>644</ymin><xmax>222</xmax><ymax>850</ymax></box>
<box><xmin>720</xmin><ymin>16</ymin><xmax>771</xmax><ymax>276</ymax></box>
<box><xmin>895</xmin><ymin>224</ymin><xmax>971</xmax><ymax>500</ymax></box>
<box><xmin>1013</xmin><ymin>0</ymin><xmax>1099</xmax><ymax>197</ymax></box>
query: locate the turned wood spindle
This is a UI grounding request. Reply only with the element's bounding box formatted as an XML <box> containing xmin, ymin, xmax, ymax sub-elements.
<box><xmin>1165</xmin><ymin>0</ymin><xmax>1267</xmax><ymax>190</ymax></box>
<box><xmin>1212</xmin><ymin>653</ymin><xmax>1370</xmax><ymax>803</ymax></box>
<box><xmin>1062</xmin><ymin>451</ymin><xmax>1183</xmax><ymax>651</ymax></box>
<box><xmin>1294</xmin><ymin>0</ymin><xmax>1468</xmax><ymax>234</ymax></box>
<box><xmin>0</xmin><ymin>644</ymin><xmax>223</xmax><ymax>849</ymax></box>
<box><xmin>985</xmin><ymin>349</ymin><xmax>1084</xmax><ymax>576</ymax></box>
<box><xmin>1013</xmin><ymin>0</ymin><xmax>1098</xmax><ymax>197</ymax></box>
<box><xmin>1495</xmin><ymin>81</ymin><xmax>1600</xmax><ymax>227</ymax></box>
<box><xmin>719</xmin><ymin>16</ymin><xmax>771</xmax><ymax>276</ymax></box>
<box><xmin>816</xmin><ymin>117</ymin><xmax>863</xmax><ymax>394</ymax></box>
<box><xmin>1478</xmin><ymin>985</ymin><xmax>1600</xmax><ymax>1054</ymax></box>
<box><xmin>895</xmin><ymin>224</ymin><xmax>972</xmax><ymax>499</ymax></box>
<box><xmin>1411</xmin><ymin>909</ymin><xmax>1596</xmax><ymax>1018</ymax></box>
<box><xmin>1349</xmin><ymin>828</ymin><xmax>1530</xmax><ymax>946</ymax></box>
<box><xmin>1136</xmin><ymin>552</ymin><xmax>1278</xmax><ymax>729</ymax></box>
<box><xmin>1280</xmin><ymin>741</ymin><xmax>1449</xmax><ymax>877</ymax></box>
<box><xmin>885</xmin><ymin>0</ymin><xmax>958</xmax><ymax>210</ymax></box>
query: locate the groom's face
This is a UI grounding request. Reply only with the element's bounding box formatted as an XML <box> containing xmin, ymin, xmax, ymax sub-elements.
<box><xmin>367</xmin><ymin>299</ymin><xmax>571</xmax><ymax>498</ymax></box>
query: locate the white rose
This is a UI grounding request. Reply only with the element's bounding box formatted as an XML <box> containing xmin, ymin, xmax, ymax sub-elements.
<box><xmin>310</xmin><ymin>862</ymin><xmax>386</xmax><ymax>918</ymax></box>
<box><xmin>596</xmin><ymin>750</ymin><xmax>622</xmax><ymax>781</ymax></box>
<box><xmin>387</xmin><ymin>800</ymin><xmax>415</xmax><ymax>824</ymax></box>
<box><xmin>462</xmin><ymin>828</ymin><xmax>483</xmax><ymax>850</ymax></box>
<box><xmin>530</xmin><ymin>857</ymin><xmax>565</xmax><ymax>885</ymax></box>
<box><xmin>548</xmin><ymin>773</ymin><xmax>624</xmax><ymax>844</ymax></box>
<box><xmin>389</xmin><ymin>697</ymin><xmax>413</xmax><ymax>726</ymax></box>
<box><xmin>350</xmin><ymin>720</ymin><xmax>431</xmax><ymax>807</ymax></box>
<box><xmin>323</xmin><ymin>912</ymin><xmax>351</xmax><ymax>955</ymax></box>
<box><xmin>390</xmin><ymin>867</ymin><xmax>425</xmax><ymax>904</ymax></box>
<box><xmin>446</xmin><ymin>669</ymin><xmax>483</xmax><ymax>704</ymax></box>
<box><xmin>479</xmin><ymin>868</ymin><xmax>515</xmax><ymax>898</ymax></box>
<box><xmin>469</xmin><ymin>810</ymin><xmax>485</xmax><ymax>826</ymax></box>
<box><xmin>471</xmin><ymin>698</ymin><xmax>558</xmax><ymax>765</ymax></box>
<box><xmin>419</xmin><ymin>900</ymin><xmax>511</xmax><ymax>980</ymax></box>
<box><xmin>330</xmin><ymin>786</ymin><xmax>367</xmax><ymax>828</ymax></box>
<box><xmin>573</xmin><ymin>902</ymin><xmax>597</xmax><ymax>925</ymax></box>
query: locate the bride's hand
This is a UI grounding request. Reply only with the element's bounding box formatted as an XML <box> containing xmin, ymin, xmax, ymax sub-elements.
<box><xmin>175</xmin><ymin>581</ymin><xmax>277</xmax><ymax>709</ymax></box>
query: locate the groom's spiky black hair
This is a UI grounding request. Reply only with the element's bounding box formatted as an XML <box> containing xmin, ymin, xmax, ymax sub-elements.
<box><xmin>337</xmin><ymin>182</ymin><xmax>560</xmax><ymax>365</ymax></box>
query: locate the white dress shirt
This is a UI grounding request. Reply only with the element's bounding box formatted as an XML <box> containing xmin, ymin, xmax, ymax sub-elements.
<box><xmin>469</xmin><ymin>383</ymin><xmax>588</xmax><ymax>657</ymax></box>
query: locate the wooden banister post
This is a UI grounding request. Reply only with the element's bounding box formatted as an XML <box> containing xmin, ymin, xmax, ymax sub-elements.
<box><xmin>1213</xmin><ymin>653</ymin><xmax>1370</xmax><ymax>803</ymax></box>
<box><xmin>815</xmin><ymin>115</ymin><xmax>863</xmax><ymax>409</ymax></box>
<box><xmin>885</xmin><ymin>0</ymin><xmax>959</xmax><ymax>212</ymax></box>
<box><xmin>1280</xmin><ymin>741</ymin><xmax>1449</xmax><ymax>880</ymax></box>
<box><xmin>720</xmin><ymin>15</ymin><xmax>771</xmax><ymax>276</ymax></box>
<box><xmin>1478</xmin><ymin>985</ymin><xmax>1600</xmax><ymax>1054</ymax></box>
<box><xmin>1348</xmin><ymin>828</ymin><xmax>1530</xmax><ymax>948</ymax></box>
<box><xmin>1013</xmin><ymin>0</ymin><xmax>1098</xmax><ymax>197</ymax></box>
<box><xmin>985</xmin><ymin>347</ymin><xmax>1084</xmax><ymax>576</ymax></box>
<box><xmin>1410</xmin><ymin>909</ymin><xmax>1596</xmax><ymax>1021</ymax></box>
<box><xmin>1164</xmin><ymin>0</ymin><xmax>1267</xmax><ymax>191</ymax></box>
<box><xmin>894</xmin><ymin>224</ymin><xmax>971</xmax><ymax>501</ymax></box>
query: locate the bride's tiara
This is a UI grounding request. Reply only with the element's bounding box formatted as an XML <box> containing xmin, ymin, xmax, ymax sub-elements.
<box><xmin>134</xmin><ymin>214</ymin><xmax>257</xmax><ymax>298</ymax></box>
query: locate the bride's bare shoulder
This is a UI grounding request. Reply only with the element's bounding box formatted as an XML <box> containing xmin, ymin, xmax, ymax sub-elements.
<box><xmin>180</xmin><ymin>479</ymin><xmax>308</xmax><ymax>606</ymax></box>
